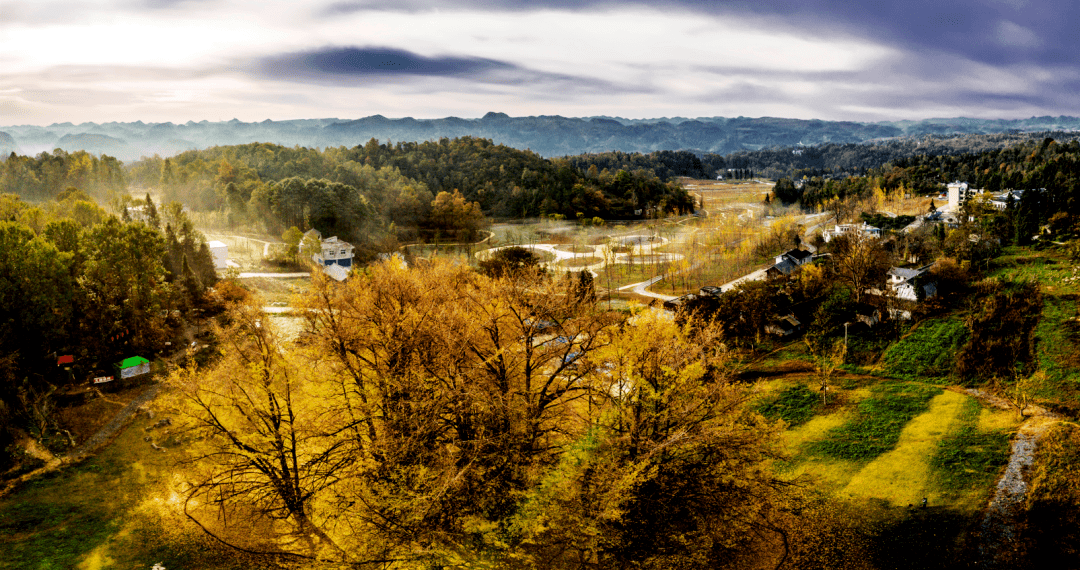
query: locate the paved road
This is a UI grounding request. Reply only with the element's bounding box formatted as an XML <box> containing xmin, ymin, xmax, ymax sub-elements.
<box><xmin>619</xmin><ymin>274</ymin><xmax>678</xmax><ymax>301</ymax></box>
<box><xmin>205</xmin><ymin>233</ymin><xmax>282</xmax><ymax>259</ymax></box>
<box><xmin>718</xmin><ymin>267</ymin><xmax>771</xmax><ymax>292</ymax></box>
<box><xmin>482</xmin><ymin>238</ymin><xmax>684</xmax><ymax>279</ymax></box>
<box><xmin>237</xmin><ymin>272</ymin><xmax>311</xmax><ymax>279</ymax></box>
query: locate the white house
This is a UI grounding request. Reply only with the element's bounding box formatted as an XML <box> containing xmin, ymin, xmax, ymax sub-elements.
<box><xmin>312</xmin><ymin>236</ymin><xmax>354</xmax><ymax>268</ymax></box>
<box><xmin>947</xmin><ymin>181</ymin><xmax>977</xmax><ymax>210</ymax></box>
<box><xmin>823</xmin><ymin>223</ymin><xmax>882</xmax><ymax>243</ymax></box>
<box><xmin>887</xmin><ymin>265</ymin><xmax>937</xmax><ymax>302</ymax></box>
<box><xmin>989</xmin><ymin>189</ymin><xmax>1024</xmax><ymax>211</ymax></box>
<box><xmin>207</xmin><ymin>240</ymin><xmax>229</xmax><ymax>269</ymax></box>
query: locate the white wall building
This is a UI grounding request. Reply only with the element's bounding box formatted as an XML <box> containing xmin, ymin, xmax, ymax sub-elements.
<box><xmin>207</xmin><ymin>240</ymin><xmax>229</xmax><ymax>269</ymax></box>
<box><xmin>948</xmin><ymin>181</ymin><xmax>974</xmax><ymax>210</ymax></box>
<box><xmin>313</xmin><ymin>236</ymin><xmax>354</xmax><ymax>268</ymax></box>
<box><xmin>823</xmin><ymin>223</ymin><xmax>882</xmax><ymax>243</ymax></box>
<box><xmin>887</xmin><ymin>265</ymin><xmax>937</xmax><ymax>302</ymax></box>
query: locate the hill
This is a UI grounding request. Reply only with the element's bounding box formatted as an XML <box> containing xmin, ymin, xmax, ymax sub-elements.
<box><xmin>3</xmin><ymin>114</ymin><xmax>1080</xmax><ymax>162</ymax></box>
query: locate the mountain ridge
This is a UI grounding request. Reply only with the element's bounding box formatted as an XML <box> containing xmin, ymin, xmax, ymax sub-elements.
<box><xmin>3</xmin><ymin>114</ymin><xmax>1079</xmax><ymax>162</ymax></box>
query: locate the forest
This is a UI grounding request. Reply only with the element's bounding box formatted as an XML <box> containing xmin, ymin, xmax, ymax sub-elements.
<box><xmin>119</xmin><ymin>138</ymin><xmax>692</xmax><ymax>253</ymax></box>
<box><xmin>0</xmin><ymin>190</ymin><xmax>218</xmax><ymax>467</ymax></box>
<box><xmin>160</xmin><ymin>262</ymin><xmax>841</xmax><ymax>569</ymax></box>
<box><xmin>0</xmin><ymin>139</ymin><xmax>692</xmax><ymax>261</ymax></box>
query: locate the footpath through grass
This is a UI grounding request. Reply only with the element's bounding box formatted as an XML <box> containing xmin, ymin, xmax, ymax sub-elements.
<box><xmin>0</xmin><ymin>410</ymin><xmax>251</xmax><ymax>570</ymax></box>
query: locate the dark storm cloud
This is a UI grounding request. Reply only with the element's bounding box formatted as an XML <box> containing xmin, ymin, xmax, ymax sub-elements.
<box><xmin>259</xmin><ymin>46</ymin><xmax>512</xmax><ymax>79</ymax></box>
<box><xmin>255</xmin><ymin>46</ymin><xmax>639</xmax><ymax>94</ymax></box>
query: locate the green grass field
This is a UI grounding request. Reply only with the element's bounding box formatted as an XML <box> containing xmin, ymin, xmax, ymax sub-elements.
<box><xmin>931</xmin><ymin>397</ymin><xmax>1012</xmax><ymax>498</ymax></box>
<box><xmin>879</xmin><ymin>318</ymin><xmax>969</xmax><ymax>383</ymax></box>
<box><xmin>0</xmin><ymin>410</ymin><xmax>250</xmax><ymax>570</ymax></box>
<box><xmin>808</xmin><ymin>382</ymin><xmax>943</xmax><ymax>462</ymax></box>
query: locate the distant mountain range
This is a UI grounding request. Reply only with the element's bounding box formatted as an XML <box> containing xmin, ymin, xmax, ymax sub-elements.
<box><xmin>3</xmin><ymin>113</ymin><xmax>1080</xmax><ymax>162</ymax></box>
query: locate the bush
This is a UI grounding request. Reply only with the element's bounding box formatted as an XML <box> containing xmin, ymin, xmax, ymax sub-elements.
<box><xmin>955</xmin><ymin>279</ymin><xmax>1042</xmax><ymax>381</ymax></box>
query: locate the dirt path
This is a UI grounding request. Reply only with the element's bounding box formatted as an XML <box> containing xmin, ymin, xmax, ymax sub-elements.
<box><xmin>204</xmin><ymin>233</ymin><xmax>282</xmax><ymax>260</ymax></box>
<box><xmin>0</xmin><ymin>382</ymin><xmax>164</xmax><ymax>499</ymax></box>
<box><xmin>960</xmin><ymin>387</ymin><xmax>1061</xmax><ymax>568</ymax></box>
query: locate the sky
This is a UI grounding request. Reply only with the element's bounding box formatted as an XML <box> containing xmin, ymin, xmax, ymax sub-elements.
<box><xmin>2</xmin><ymin>0</ymin><xmax>1079</xmax><ymax>126</ymax></box>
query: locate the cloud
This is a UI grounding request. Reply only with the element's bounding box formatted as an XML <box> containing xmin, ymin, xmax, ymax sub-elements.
<box><xmin>996</xmin><ymin>20</ymin><xmax>1042</xmax><ymax>49</ymax></box>
<box><xmin>254</xmin><ymin>46</ymin><xmax>639</xmax><ymax>95</ymax></box>
<box><xmin>258</xmin><ymin>46</ymin><xmax>513</xmax><ymax>79</ymax></box>
<box><xmin>318</xmin><ymin>0</ymin><xmax>1080</xmax><ymax>70</ymax></box>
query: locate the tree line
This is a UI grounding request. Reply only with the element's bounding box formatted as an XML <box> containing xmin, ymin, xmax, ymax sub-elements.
<box><xmin>714</xmin><ymin>132</ymin><xmax>1080</xmax><ymax>181</ymax></box>
<box><xmin>1</xmin><ymin>149</ymin><xmax>126</xmax><ymax>202</ymax></box>
<box><xmin>765</xmin><ymin>137</ymin><xmax>1080</xmax><ymax>249</ymax></box>
<box><xmin>0</xmin><ymin>189</ymin><xmax>216</xmax><ymax>469</ymax></box>
<box><xmin>125</xmin><ymin>138</ymin><xmax>693</xmax><ymax>248</ymax></box>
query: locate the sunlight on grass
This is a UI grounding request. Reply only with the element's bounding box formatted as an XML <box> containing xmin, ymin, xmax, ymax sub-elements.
<box><xmin>784</xmin><ymin>409</ymin><xmax>853</xmax><ymax>452</ymax></box>
<box><xmin>977</xmin><ymin>407</ymin><xmax>1022</xmax><ymax>432</ymax></box>
<box><xmin>841</xmin><ymin>391</ymin><xmax>967</xmax><ymax>506</ymax></box>
<box><xmin>754</xmin><ymin>378</ymin><xmax>792</xmax><ymax>396</ymax></box>
<box><xmin>784</xmin><ymin>456</ymin><xmax>863</xmax><ymax>495</ymax></box>
<box><xmin>78</xmin><ymin>540</ymin><xmax>117</xmax><ymax>570</ymax></box>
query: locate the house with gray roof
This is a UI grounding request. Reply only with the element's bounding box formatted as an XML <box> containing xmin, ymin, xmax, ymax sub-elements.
<box><xmin>766</xmin><ymin>248</ymin><xmax>814</xmax><ymax>279</ymax></box>
<box><xmin>887</xmin><ymin>265</ymin><xmax>937</xmax><ymax>302</ymax></box>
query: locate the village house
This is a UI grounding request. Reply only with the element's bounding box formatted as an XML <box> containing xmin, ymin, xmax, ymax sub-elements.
<box><xmin>947</xmin><ymin>181</ymin><xmax>975</xmax><ymax>210</ymax></box>
<box><xmin>765</xmin><ymin>248</ymin><xmax>814</xmax><ymax>278</ymax></box>
<box><xmin>207</xmin><ymin>240</ymin><xmax>228</xmax><ymax>269</ymax></box>
<box><xmin>853</xmin><ymin>303</ymin><xmax>882</xmax><ymax>327</ymax></box>
<box><xmin>823</xmin><ymin>223</ymin><xmax>882</xmax><ymax>243</ymax></box>
<box><xmin>988</xmin><ymin>189</ymin><xmax>1025</xmax><ymax>211</ymax></box>
<box><xmin>312</xmin><ymin>236</ymin><xmax>355</xmax><ymax>268</ymax></box>
<box><xmin>887</xmin><ymin>265</ymin><xmax>937</xmax><ymax>302</ymax></box>
<box><xmin>765</xmin><ymin>314</ymin><xmax>802</xmax><ymax>337</ymax></box>
<box><xmin>298</xmin><ymin>229</ymin><xmax>355</xmax><ymax>281</ymax></box>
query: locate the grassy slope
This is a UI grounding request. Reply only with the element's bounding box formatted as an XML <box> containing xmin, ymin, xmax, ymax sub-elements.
<box><xmin>764</xmin><ymin>245</ymin><xmax>1080</xmax><ymax>517</ymax></box>
<box><xmin>770</xmin><ymin>376</ymin><xmax>1020</xmax><ymax>510</ymax></box>
<box><xmin>0</xmin><ymin>408</ymin><xmax>251</xmax><ymax>570</ymax></box>
<box><xmin>879</xmin><ymin>318</ymin><xmax>969</xmax><ymax>384</ymax></box>
<box><xmin>990</xmin><ymin>246</ymin><xmax>1080</xmax><ymax>407</ymax></box>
